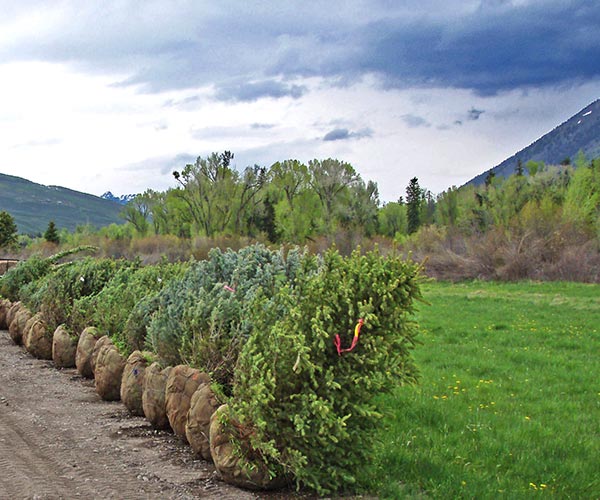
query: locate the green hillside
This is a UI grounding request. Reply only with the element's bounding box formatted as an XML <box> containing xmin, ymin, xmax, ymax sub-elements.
<box><xmin>0</xmin><ymin>172</ymin><xmax>124</xmax><ymax>235</ymax></box>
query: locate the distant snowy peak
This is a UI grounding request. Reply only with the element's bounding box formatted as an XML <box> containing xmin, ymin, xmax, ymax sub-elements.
<box><xmin>101</xmin><ymin>191</ymin><xmax>137</xmax><ymax>205</ymax></box>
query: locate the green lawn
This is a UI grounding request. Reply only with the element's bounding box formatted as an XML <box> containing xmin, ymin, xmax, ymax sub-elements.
<box><xmin>362</xmin><ymin>281</ymin><xmax>599</xmax><ymax>498</ymax></box>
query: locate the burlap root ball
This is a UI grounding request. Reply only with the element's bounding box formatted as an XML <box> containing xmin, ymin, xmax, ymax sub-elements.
<box><xmin>120</xmin><ymin>350</ymin><xmax>152</xmax><ymax>416</ymax></box>
<box><xmin>91</xmin><ymin>335</ymin><xmax>113</xmax><ymax>377</ymax></box>
<box><xmin>75</xmin><ymin>327</ymin><xmax>103</xmax><ymax>378</ymax></box>
<box><xmin>24</xmin><ymin>314</ymin><xmax>52</xmax><ymax>360</ymax></box>
<box><xmin>9</xmin><ymin>307</ymin><xmax>32</xmax><ymax>345</ymax></box>
<box><xmin>142</xmin><ymin>362</ymin><xmax>173</xmax><ymax>430</ymax></box>
<box><xmin>94</xmin><ymin>343</ymin><xmax>126</xmax><ymax>401</ymax></box>
<box><xmin>209</xmin><ymin>404</ymin><xmax>286</xmax><ymax>490</ymax></box>
<box><xmin>6</xmin><ymin>301</ymin><xmax>23</xmax><ymax>334</ymax></box>
<box><xmin>52</xmin><ymin>325</ymin><xmax>78</xmax><ymax>368</ymax></box>
<box><xmin>0</xmin><ymin>298</ymin><xmax>12</xmax><ymax>330</ymax></box>
<box><xmin>185</xmin><ymin>384</ymin><xmax>221</xmax><ymax>460</ymax></box>
<box><xmin>165</xmin><ymin>365</ymin><xmax>210</xmax><ymax>441</ymax></box>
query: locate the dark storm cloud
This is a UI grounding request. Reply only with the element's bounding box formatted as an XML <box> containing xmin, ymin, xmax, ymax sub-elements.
<box><xmin>3</xmin><ymin>1</ymin><xmax>599</xmax><ymax>95</ymax></box>
<box><xmin>361</xmin><ymin>0</ymin><xmax>600</xmax><ymax>94</ymax></box>
<box><xmin>323</xmin><ymin>128</ymin><xmax>373</xmax><ymax>141</ymax></box>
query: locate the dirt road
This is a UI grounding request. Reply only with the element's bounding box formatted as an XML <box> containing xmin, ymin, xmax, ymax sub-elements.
<box><xmin>0</xmin><ymin>329</ymin><xmax>258</xmax><ymax>500</ymax></box>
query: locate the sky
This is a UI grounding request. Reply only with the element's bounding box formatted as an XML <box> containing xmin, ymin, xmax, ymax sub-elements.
<box><xmin>1</xmin><ymin>0</ymin><xmax>599</xmax><ymax>202</ymax></box>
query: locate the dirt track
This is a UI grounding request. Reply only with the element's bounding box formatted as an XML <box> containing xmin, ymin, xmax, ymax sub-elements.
<box><xmin>0</xmin><ymin>329</ymin><xmax>259</xmax><ymax>500</ymax></box>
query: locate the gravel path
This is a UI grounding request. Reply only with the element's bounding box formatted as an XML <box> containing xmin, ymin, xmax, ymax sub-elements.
<box><xmin>0</xmin><ymin>329</ymin><xmax>260</xmax><ymax>500</ymax></box>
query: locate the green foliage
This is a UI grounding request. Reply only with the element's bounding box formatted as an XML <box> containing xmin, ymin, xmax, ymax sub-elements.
<box><xmin>308</xmin><ymin>158</ymin><xmax>359</xmax><ymax>234</ymax></box>
<box><xmin>38</xmin><ymin>257</ymin><xmax>132</xmax><ymax>334</ymax></box>
<box><xmin>435</xmin><ymin>187</ymin><xmax>459</xmax><ymax>227</ymax></box>
<box><xmin>526</xmin><ymin>160</ymin><xmax>544</xmax><ymax>177</ymax></box>
<box><xmin>123</xmin><ymin>294</ymin><xmax>162</xmax><ymax>353</ymax></box>
<box><xmin>406</xmin><ymin>177</ymin><xmax>423</xmax><ymax>234</ymax></box>
<box><xmin>0</xmin><ymin>246</ymin><xmax>99</xmax><ymax>306</ymax></box>
<box><xmin>172</xmin><ymin>151</ymin><xmax>265</xmax><ymax>237</ymax></box>
<box><xmin>72</xmin><ymin>261</ymin><xmax>187</xmax><ymax>354</ymax></box>
<box><xmin>0</xmin><ymin>210</ymin><xmax>18</xmax><ymax>248</ymax></box>
<box><xmin>378</xmin><ymin>201</ymin><xmax>407</xmax><ymax>237</ymax></box>
<box><xmin>120</xmin><ymin>193</ymin><xmax>151</xmax><ymax>236</ymax></box>
<box><xmin>148</xmin><ymin>244</ymin><xmax>312</xmax><ymax>387</ymax></box>
<box><xmin>44</xmin><ymin>221</ymin><xmax>60</xmax><ymax>244</ymax></box>
<box><xmin>0</xmin><ymin>254</ymin><xmax>52</xmax><ymax>302</ymax></box>
<box><xmin>230</xmin><ymin>248</ymin><xmax>423</xmax><ymax>494</ymax></box>
<box><xmin>563</xmin><ymin>156</ymin><xmax>600</xmax><ymax>231</ymax></box>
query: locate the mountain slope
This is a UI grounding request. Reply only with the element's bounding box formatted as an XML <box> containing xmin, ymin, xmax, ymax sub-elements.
<box><xmin>0</xmin><ymin>173</ymin><xmax>124</xmax><ymax>235</ymax></box>
<box><xmin>469</xmin><ymin>99</ymin><xmax>600</xmax><ymax>186</ymax></box>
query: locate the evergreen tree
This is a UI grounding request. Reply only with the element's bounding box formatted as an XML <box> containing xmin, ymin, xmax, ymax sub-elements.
<box><xmin>406</xmin><ymin>177</ymin><xmax>422</xmax><ymax>234</ymax></box>
<box><xmin>516</xmin><ymin>159</ymin><xmax>524</xmax><ymax>176</ymax></box>
<box><xmin>0</xmin><ymin>211</ymin><xmax>18</xmax><ymax>249</ymax></box>
<box><xmin>44</xmin><ymin>221</ymin><xmax>60</xmax><ymax>244</ymax></box>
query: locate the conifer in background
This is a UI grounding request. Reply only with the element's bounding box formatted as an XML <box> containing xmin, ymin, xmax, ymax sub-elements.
<box><xmin>406</xmin><ymin>177</ymin><xmax>422</xmax><ymax>234</ymax></box>
<box><xmin>0</xmin><ymin>211</ymin><xmax>18</xmax><ymax>249</ymax></box>
<box><xmin>44</xmin><ymin>221</ymin><xmax>60</xmax><ymax>244</ymax></box>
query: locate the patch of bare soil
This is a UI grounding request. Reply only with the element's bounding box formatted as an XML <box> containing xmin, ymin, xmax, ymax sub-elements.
<box><xmin>0</xmin><ymin>330</ymin><xmax>285</xmax><ymax>500</ymax></box>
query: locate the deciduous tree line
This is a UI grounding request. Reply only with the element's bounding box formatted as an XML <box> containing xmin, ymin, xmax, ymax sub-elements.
<box><xmin>122</xmin><ymin>153</ymin><xmax>380</xmax><ymax>243</ymax></box>
<box><xmin>120</xmin><ymin>151</ymin><xmax>599</xmax><ymax>244</ymax></box>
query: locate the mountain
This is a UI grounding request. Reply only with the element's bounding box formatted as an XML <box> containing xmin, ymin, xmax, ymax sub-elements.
<box><xmin>101</xmin><ymin>191</ymin><xmax>138</xmax><ymax>205</ymax></box>
<box><xmin>0</xmin><ymin>173</ymin><xmax>124</xmax><ymax>235</ymax></box>
<box><xmin>468</xmin><ymin>99</ymin><xmax>600</xmax><ymax>186</ymax></box>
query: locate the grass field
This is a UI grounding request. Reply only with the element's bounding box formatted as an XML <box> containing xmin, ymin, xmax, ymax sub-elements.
<box><xmin>362</xmin><ymin>280</ymin><xmax>599</xmax><ymax>498</ymax></box>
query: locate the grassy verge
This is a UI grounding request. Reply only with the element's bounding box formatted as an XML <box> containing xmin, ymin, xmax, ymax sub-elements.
<box><xmin>361</xmin><ymin>280</ymin><xmax>599</xmax><ymax>498</ymax></box>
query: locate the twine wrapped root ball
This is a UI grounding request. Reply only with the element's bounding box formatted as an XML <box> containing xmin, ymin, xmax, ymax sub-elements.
<box><xmin>8</xmin><ymin>306</ymin><xmax>31</xmax><ymax>345</ymax></box>
<box><xmin>23</xmin><ymin>314</ymin><xmax>52</xmax><ymax>360</ymax></box>
<box><xmin>6</xmin><ymin>301</ymin><xmax>23</xmax><ymax>336</ymax></box>
<box><xmin>52</xmin><ymin>325</ymin><xmax>78</xmax><ymax>368</ymax></box>
<box><xmin>142</xmin><ymin>362</ymin><xmax>172</xmax><ymax>430</ymax></box>
<box><xmin>75</xmin><ymin>327</ymin><xmax>103</xmax><ymax>378</ymax></box>
<box><xmin>209</xmin><ymin>404</ymin><xmax>286</xmax><ymax>490</ymax></box>
<box><xmin>165</xmin><ymin>365</ymin><xmax>210</xmax><ymax>442</ymax></box>
<box><xmin>120</xmin><ymin>351</ymin><xmax>152</xmax><ymax>416</ymax></box>
<box><xmin>0</xmin><ymin>298</ymin><xmax>12</xmax><ymax>330</ymax></box>
<box><xmin>185</xmin><ymin>383</ymin><xmax>221</xmax><ymax>460</ymax></box>
<box><xmin>94</xmin><ymin>342</ymin><xmax>126</xmax><ymax>401</ymax></box>
<box><xmin>91</xmin><ymin>335</ymin><xmax>113</xmax><ymax>378</ymax></box>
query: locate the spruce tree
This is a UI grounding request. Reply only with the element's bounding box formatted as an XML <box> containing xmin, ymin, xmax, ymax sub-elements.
<box><xmin>44</xmin><ymin>221</ymin><xmax>60</xmax><ymax>244</ymax></box>
<box><xmin>406</xmin><ymin>177</ymin><xmax>422</xmax><ymax>234</ymax></box>
<box><xmin>0</xmin><ymin>211</ymin><xmax>18</xmax><ymax>248</ymax></box>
